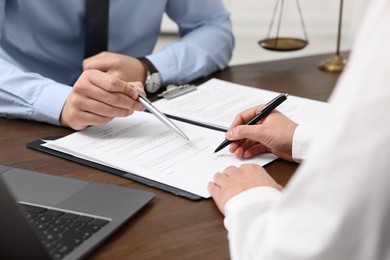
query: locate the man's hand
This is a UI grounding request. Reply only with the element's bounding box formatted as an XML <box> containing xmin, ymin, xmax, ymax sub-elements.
<box><xmin>83</xmin><ymin>52</ymin><xmax>146</xmax><ymax>83</ymax></box>
<box><xmin>208</xmin><ymin>164</ymin><xmax>282</xmax><ymax>215</ymax></box>
<box><xmin>60</xmin><ymin>70</ymin><xmax>144</xmax><ymax>130</ymax></box>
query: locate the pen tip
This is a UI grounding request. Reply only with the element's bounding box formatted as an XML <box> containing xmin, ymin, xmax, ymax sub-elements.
<box><xmin>178</xmin><ymin>132</ymin><xmax>189</xmax><ymax>140</ymax></box>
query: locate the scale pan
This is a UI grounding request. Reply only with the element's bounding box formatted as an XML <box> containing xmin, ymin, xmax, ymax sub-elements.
<box><xmin>259</xmin><ymin>37</ymin><xmax>308</xmax><ymax>51</ymax></box>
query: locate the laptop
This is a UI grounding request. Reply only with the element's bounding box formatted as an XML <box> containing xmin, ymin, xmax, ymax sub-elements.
<box><xmin>0</xmin><ymin>164</ymin><xmax>155</xmax><ymax>259</ymax></box>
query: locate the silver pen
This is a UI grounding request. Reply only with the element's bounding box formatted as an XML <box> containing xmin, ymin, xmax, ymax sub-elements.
<box><xmin>128</xmin><ymin>83</ymin><xmax>189</xmax><ymax>140</ymax></box>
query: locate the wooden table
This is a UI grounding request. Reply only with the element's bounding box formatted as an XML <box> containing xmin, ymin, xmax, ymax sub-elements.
<box><xmin>0</xmin><ymin>52</ymin><xmax>342</xmax><ymax>260</ymax></box>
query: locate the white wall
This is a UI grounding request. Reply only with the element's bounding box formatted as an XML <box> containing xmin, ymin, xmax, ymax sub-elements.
<box><xmin>223</xmin><ymin>0</ymin><xmax>367</xmax><ymax>39</ymax></box>
<box><xmin>159</xmin><ymin>0</ymin><xmax>369</xmax><ymax>65</ymax></box>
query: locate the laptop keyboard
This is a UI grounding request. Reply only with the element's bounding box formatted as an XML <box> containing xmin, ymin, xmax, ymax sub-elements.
<box><xmin>18</xmin><ymin>202</ymin><xmax>110</xmax><ymax>259</ymax></box>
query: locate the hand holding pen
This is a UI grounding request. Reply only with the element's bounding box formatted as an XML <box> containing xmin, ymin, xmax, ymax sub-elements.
<box><xmin>214</xmin><ymin>93</ymin><xmax>288</xmax><ymax>154</ymax></box>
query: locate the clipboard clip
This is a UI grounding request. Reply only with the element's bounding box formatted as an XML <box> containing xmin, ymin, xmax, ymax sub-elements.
<box><xmin>157</xmin><ymin>84</ymin><xmax>197</xmax><ymax>100</ymax></box>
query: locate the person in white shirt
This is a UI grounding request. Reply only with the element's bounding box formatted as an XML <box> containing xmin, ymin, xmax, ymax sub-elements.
<box><xmin>208</xmin><ymin>0</ymin><xmax>390</xmax><ymax>259</ymax></box>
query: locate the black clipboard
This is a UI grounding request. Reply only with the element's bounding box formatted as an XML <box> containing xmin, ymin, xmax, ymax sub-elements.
<box><xmin>26</xmin><ymin>136</ymin><xmax>203</xmax><ymax>201</ymax></box>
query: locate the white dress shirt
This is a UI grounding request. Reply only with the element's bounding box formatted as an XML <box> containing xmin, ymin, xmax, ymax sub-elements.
<box><xmin>0</xmin><ymin>0</ymin><xmax>233</xmax><ymax>125</ymax></box>
<box><xmin>224</xmin><ymin>0</ymin><xmax>390</xmax><ymax>259</ymax></box>
<box><xmin>292</xmin><ymin>125</ymin><xmax>318</xmax><ymax>162</ymax></box>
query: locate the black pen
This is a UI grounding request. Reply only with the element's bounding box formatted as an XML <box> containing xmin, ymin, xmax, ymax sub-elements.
<box><xmin>214</xmin><ymin>93</ymin><xmax>288</xmax><ymax>153</ymax></box>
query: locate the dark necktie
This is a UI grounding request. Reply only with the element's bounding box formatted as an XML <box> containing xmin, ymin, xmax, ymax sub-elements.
<box><xmin>84</xmin><ymin>0</ymin><xmax>109</xmax><ymax>58</ymax></box>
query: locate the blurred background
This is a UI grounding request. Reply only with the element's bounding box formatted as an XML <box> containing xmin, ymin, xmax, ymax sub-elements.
<box><xmin>155</xmin><ymin>0</ymin><xmax>368</xmax><ymax>65</ymax></box>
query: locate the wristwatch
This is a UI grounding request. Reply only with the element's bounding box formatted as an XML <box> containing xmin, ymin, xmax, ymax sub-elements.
<box><xmin>138</xmin><ymin>57</ymin><xmax>162</xmax><ymax>94</ymax></box>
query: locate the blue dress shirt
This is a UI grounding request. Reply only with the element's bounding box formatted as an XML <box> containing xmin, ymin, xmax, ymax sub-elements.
<box><xmin>0</xmin><ymin>0</ymin><xmax>234</xmax><ymax>125</ymax></box>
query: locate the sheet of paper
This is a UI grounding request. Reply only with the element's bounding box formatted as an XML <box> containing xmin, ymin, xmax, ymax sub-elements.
<box><xmin>42</xmin><ymin>112</ymin><xmax>277</xmax><ymax>198</ymax></box>
<box><xmin>153</xmin><ymin>78</ymin><xmax>329</xmax><ymax>130</ymax></box>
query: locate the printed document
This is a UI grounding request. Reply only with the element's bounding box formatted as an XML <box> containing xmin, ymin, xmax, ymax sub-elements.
<box><xmin>42</xmin><ymin>112</ymin><xmax>277</xmax><ymax>198</ymax></box>
<box><xmin>153</xmin><ymin>78</ymin><xmax>329</xmax><ymax>130</ymax></box>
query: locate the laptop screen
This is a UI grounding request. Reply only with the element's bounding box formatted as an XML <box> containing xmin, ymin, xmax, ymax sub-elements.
<box><xmin>0</xmin><ymin>175</ymin><xmax>51</xmax><ymax>259</ymax></box>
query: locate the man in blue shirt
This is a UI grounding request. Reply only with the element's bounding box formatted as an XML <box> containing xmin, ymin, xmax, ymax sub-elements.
<box><xmin>0</xmin><ymin>0</ymin><xmax>234</xmax><ymax>130</ymax></box>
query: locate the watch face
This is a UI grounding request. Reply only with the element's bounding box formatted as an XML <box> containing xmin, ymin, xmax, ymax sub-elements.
<box><xmin>146</xmin><ymin>72</ymin><xmax>162</xmax><ymax>93</ymax></box>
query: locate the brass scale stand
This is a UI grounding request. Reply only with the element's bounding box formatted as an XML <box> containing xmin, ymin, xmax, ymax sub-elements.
<box><xmin>258</xmin><ymin>0</ymin><xmax>346</xmax><ymax>73</ymax></box>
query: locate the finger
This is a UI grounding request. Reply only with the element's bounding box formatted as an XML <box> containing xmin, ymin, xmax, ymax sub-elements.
<box><xmin>208</xmin><ymin>181</ymin><xmax>220</xmax><ymax>193</ymax></box>
<box><xmin>207</xmin><ymin>182</ymin><xmax>226</xmax><ymax>215</ymax></box>
<box><xmin>213</xmin><ymin>171</ymin><xmax>224</xmax><ymax>182</ymax></box>
<box><xmin>229</xmin><ymin>105</ymin><xmax>263</xmax><ymax>129</ymax></box>
<box><xmin>228</xmin><ymin>124</ymin><xmax>264</xmax><ymax>142</ymax></box>
<box><xmin>83</xmin><ymin>70</ymin><xmax>136</xmax><ymax>95</ymax></box>
<box><xmin>76</xmin><ymin>81</ymin><xmax>143</xmax><ymax>112</ymax></box>
<box><xmin>233</xmin><ymin>139</ymin><xmax>259</xmax><ymax>158</ymax></box>
<box><xmin>228</xmin><ymin>139</ymin><xmax>246</xmax><ymax>153</ymax></box>
<box><xmin>62</xmin><ymin>108</ymin><xmax>113</xmax><ymax>130</ymax></box>
<box><xmin>213</xmin><ymin>171</ymin><xmax>230</xmax><ymax>187</ymax></box>
<box><xmin>229</xmin><ymin>139</ymin><xmax>253</xmax><ymax>156</ymax></box>
<box><xmin>222</xmin><ymin>165</ymin><xmax>238</xmax><ymax>175</ymax></box>
<box><xmin>235</xmin><ymin>138</ymin><xmax>258</xmax><ymax>152</ymax></box>
<box><xmin>126</xmin><ymin>82</ymin><xmax>145</xmax><ymax>100</ymax></box>
<box><xmin>75</xmin><ymin>94</ymin><xmax>137</xmax><ymax>118</ymax></box>
<box><xmin>241</xmin><ymin>143</ymin><xmax>269</xmax><ymax>159</ymax></box>
<box><xmin>229</xmin><ymin>136</ymin><xmax>267</xmax><ymax>157</ymax></box>
<box><xmin>75</xmin><ymin>72</ymin><xmax>144</xmax><ymax>111</ymax></box>
<box><xmin>83</xmin><ymin>52</ymin><xmax>109</xmax><ymax>71</ymax></box>
<box><xmin>122</xmin><ymin>82</ymin><xmax>139</xmax><ymax>100</ymax></box>
<box><xmin>73</xmin><ymin>113</ymin><xmax>113</xmax><ymax>130</ymax></box>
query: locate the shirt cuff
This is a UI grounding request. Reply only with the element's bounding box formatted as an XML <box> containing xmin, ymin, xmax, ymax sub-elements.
<box><xmin>224</xmin><ymin>186</ymin><xmax>282</xmax><ymax>231</ymax></box>
<box><xmin>33</xmin><ymin>82</ymin><xmax>72</xmax><ymax>126</ymax></box>
<box><xmin>292</xmin><ymin>125</ymin><xmax>317</xmax><ymax>163</ymax></box>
